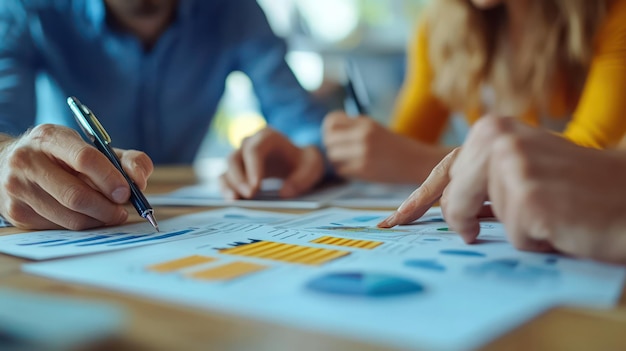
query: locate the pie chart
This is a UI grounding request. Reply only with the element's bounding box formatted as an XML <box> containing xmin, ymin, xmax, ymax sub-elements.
<box><xmin>306</xmin><ymin>272</ymin><xmax>424</xmax><ymax>297</ymax></box>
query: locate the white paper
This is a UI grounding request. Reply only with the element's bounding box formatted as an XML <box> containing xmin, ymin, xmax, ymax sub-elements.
<box><xmin>328</xmin><ymin>182</ymin><xmax>418</xmax><ymax>208</ymax></box>
<box><xmin>23</xmin><ymin>208</ymin><xmax>625</xmax><ymax>351</ymax></box>
<box><xmin>0</xmin><ymin>208</ymin><xmax>294</xmax><ymax>260</ymax></box>
<box><xmin>148</xmin><ymin>180</ymin><xmax>417</xmax><ymax>210</ymax></box>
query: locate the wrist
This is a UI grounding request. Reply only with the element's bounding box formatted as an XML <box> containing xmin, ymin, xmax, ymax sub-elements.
<box><xmin>303</xmin><ymin>145</ymin><xmax>328</xmax><ymax>181</ymax></box>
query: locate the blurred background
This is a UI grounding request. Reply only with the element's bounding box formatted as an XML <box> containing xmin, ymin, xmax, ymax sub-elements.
<box><xmin>196</xmin><ymin>0</ymin><xmax>429</xmax><ymax>161</ymax></box>
<box><xmin>37</xmin><ymin>0</ymin><xmax>467</xmax><ymax>176</ymax></box>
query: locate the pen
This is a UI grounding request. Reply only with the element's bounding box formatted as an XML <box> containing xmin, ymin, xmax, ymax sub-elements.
<box><xmin>66</xmin><ymin>96</ymin><xmax>159</xmax><ymax>232</ymax></box>
<box><xmin>345</xmin><ymin>59</ymin><xmax>370</xmax><ymax>116</ymax></box>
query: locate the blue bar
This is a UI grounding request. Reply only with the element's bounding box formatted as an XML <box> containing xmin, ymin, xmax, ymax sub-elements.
<box><xmin>43</xmin><ymin>235</ymin><xmax>111</xmax><ymax>247</ymax></box>
<box><xmin>18</xmin><ymin>239</ymin><xmax>67</xmax><ymax>246</ymax></box>
<box><xmin>79</xmin><ymin>235</ymin><xmax>145</xmax><ymax>246</ymax></box>
<box><xmin>109</xmin><ymin>229</ymin><xmax>194</xmax><ymax>246</ymax></box>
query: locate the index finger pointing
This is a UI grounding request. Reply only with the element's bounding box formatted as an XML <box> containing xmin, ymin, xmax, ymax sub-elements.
<box><xmin>378</xmin><ymin>148</ymin><xmax>460</xmax><ymax>228</ymax></box>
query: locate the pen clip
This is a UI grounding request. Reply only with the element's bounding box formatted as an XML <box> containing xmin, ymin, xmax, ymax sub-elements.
<box><xmin>67</xmin><ymin>97</ymin><xmax>111</xmax><ymax>144</ymax></box>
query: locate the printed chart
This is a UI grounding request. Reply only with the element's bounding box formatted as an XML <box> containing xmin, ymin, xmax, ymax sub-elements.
<box><xmin>25</xmin><ymin>208</ymin><xmax>626</xmax><ymax>351</ymax></box>
<box><xmin>0</xmin><ymin>208</ymin><xmax>294</xmax><ymax>260</ymax></box>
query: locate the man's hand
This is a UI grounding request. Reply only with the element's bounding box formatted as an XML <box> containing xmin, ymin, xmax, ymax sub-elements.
<box><xmin>323</xmin><ymin>111</ymin><xmax>447</xmax><ymax>183</ymax></box>
<box><xmin>379</xmin><ymin>117</ymin><xmax>626</xmax><ymax>264</ymax></box>
<box><xmin>0</xmin><ymin>124</ymin><xmax>153</xmax><ymax>230</ymax></box>
<box><xmin>219</xmin><ymin>127</ymin><xmax>325</xmax><ymax>199</ymax></box>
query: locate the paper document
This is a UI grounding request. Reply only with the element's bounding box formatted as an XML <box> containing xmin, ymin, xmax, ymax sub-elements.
<box><xmin>147</xmin><ymin>180</ymin><xmax>349</xmax><ymax>209</ymax></box>
<box><xmin>328</xmin><ymin>182</ymin><xmax>418</xmax><ymax>208</ymax></box>
<box><xmin>0</xmin><ymin>208</ymin><xmax>294</xmax><ymax>260</ymax></box>
<box><xmin>148</xmin><ymin>180</ymin><xmax>418</xmax><ymax>210</ymax></box>
<box><xmin>24</xmin><ymin>208</ymin><xmax>625</xmax><ymax>351</ymax></box>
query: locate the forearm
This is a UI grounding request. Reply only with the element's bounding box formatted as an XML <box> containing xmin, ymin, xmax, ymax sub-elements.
<box><xmin>386</xmin><ymin>137</ymin><xmax>453</xmax><ymax>184</ymax></box>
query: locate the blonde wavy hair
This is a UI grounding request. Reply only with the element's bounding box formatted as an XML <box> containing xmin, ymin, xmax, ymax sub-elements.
<box><xmin>426</xmin><ymin>0</ymin><xmax>608</xmax><ymax>115</ymax></box>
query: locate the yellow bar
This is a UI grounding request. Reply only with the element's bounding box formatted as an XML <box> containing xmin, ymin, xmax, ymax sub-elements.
<box><xmin>220</xmin><ymin>241</ymin><xmax>281</xmax><ymax>256</ymax></box>
<box><xmin>189</xmin><ymin>261</ymin><xmax>267</xmax><ymax>281</ymax></box>
<box><xmin>302</xmin><ymin>249</ymin><xmax>351</xmax><ymax>265</ymax></box>
<box><xmin>308</xmin><ymin>250</ymin><xmax>352</xmax><ymax>266</ymax></box>
<box><xmin>148</xmin><ymin>255</ymin><xmax>216</xmax><ymax>273</ymax></box>
<box><xmin>316</xmin><ymin>236</ymin><xmax>342</xmax><ymax>245</ymax></box>
<box><xmin>310</xmin><ymin>236</ymin><xmax>382</xmax><ymax>250</ymax></box>
<box><xmin>253</xmin><ymin>243</ymin><xmax>298</xmax><ymax>259</ymax></box>
<box><xmin>280</xmin><ymin>247</ymin><xmax>323</xmax><ymax>264</ymax></box>
<box><xmin>333</xmin><ymin>238</ymin><xmax>353</xmax><ymax>247</ymax></box>
<box><xmin>268</xmin><ymin>244</ymin><xmax>308</xmax><ymax>261</ymax></box>
<box><xmin>221</xmin><ymin>240</ymin><xmax>350</xmax><ymax>266</ymax></box>
<box><xmin>361</xmin><ymin>241</ymin><xmax>383</xmax><ymax>249</ymax></box>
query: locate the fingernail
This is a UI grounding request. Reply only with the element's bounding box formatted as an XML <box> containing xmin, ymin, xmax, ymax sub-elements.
<box><xmin>112</xmin><ymin>187</ymin><xmax>129</xmax><ymax>203</ymax></box>
<box><xmin>377</xmin><ymin>213</ymin><xmax>396</xmax><ymax>228</ymax></box>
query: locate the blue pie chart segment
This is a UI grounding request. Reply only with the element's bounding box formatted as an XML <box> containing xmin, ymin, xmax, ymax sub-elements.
<box><xmin>306</xmin><ymin>272</ymin><xmax>424</xmax><ymax>297</ymax></box>
<box><xmin>405</xmin><ymin>259</ymin><xmax>446</xmax><ymax>272</ymax></box>
<box><xmin>439</xmin><ymin>249</ymin><xmax>486</xmax><ymax>257</ymax></box>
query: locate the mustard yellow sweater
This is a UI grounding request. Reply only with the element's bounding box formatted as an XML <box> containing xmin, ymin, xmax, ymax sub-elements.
<box><xmin>392</xmin><ymin>0</ymin><xmax>626</xmax><ymax>148</ymax></box>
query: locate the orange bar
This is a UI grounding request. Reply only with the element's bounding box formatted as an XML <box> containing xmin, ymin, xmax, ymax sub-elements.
<box><xmin>148</xmin><ymin>255</ymin><xmax>216</xmax><ymax>273</ymax></box>
<box><xmin>188</xmin><ymin>261</ymin><xmax>267</xmax><ymax>281</ymax></box>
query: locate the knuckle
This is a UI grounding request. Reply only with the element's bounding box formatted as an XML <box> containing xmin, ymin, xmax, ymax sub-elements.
<box><xmin>493</xmin><ymin>136</ymin><xmax>534</xmax><ymax>178</ymax></box>
<box><xmin>73</xmin><ymin>144</ymin><xmax>100</xmax><ymax>168</ymax></box>
<box><xmin>3</xmin><ymin>173</ymin><xmax>23</xmax><ymax>198</ymax></box>
<box><xmin>60</xmin><ymin>184</ymin><xmax>91</xmax><ymax>211</ymax></box>
<box><xmin>6</xmin><ymin>146</ymin><xmax>33</xmax><ymax>170</ymax></box>
<box><xmin>134</xmin><ymin>152</ymin><xmax>153</xmax><ymax>174</ymax></box>
<box><xmin>4</xmin><ymin>202</ymin><xmax>28</xmax><ymax>227</ymax></box>
<box><xmin>28</xmin><ymin>124</ymin><xmax>57</xmax><ymax>142</ymax></box>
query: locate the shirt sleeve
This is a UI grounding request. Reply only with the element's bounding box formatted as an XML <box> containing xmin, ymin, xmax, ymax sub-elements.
<box><xmin>227</xmin><ymin>1</ymin><xmax>328</xmax><ymax>149</ymax></box>
<box><xmin>390</xmin><ymin>22</ymin><xmax>450</xmax><ymax>145</ymax></box>
<box><xmin>562</xmin><ymin>0</ymin><xmax>626</xmax><ymax>148</ymax></box>
<box><xmin>0</xmin><ymin>0</ymin><xmax>38</xmax><ymax>136</ymax></box>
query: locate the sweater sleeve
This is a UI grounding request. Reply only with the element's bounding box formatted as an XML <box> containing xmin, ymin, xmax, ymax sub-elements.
<box><xmin>390</xmin><ymin>22</ymin><xmax>450</xmax><ymax>145</ymax></box>
<box><xmin>562</xmin><ymin>0</ymin><xmax>626</xmax><ymax>148</ymax></box>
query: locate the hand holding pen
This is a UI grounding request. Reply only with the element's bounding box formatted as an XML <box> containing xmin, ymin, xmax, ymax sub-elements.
<box><xmin>67</xmin><ymin>97</ymin><xmax>159</xmax><ymax>231</ymax></box>
<box><xmin>0</xmin><ymin>114</ymin><xmax>155</xmax><ymax>230</ymax></box>
<box><xmin>322</xmin><ymin>59</ymin><xmax>429</xmax><ymax>183</ymax></box>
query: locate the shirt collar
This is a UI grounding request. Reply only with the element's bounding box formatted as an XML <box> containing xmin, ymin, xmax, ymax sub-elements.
<box><xmin>83</xmin><ymin>0</ymin><xmax>197</xmax><ymax>31</ymax></box>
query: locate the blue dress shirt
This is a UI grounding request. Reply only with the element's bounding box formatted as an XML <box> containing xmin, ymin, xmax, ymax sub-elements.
<box><xmin>0</xmin><ymin>0</ymin><xmax>328</xmax><ymax>164</ymax></box>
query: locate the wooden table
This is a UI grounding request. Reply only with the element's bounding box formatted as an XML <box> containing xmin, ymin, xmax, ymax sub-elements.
<box><xmin>1</xmin><ymin>167</ymin><xmax>626</xmax><ymax>351</ymax></box>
